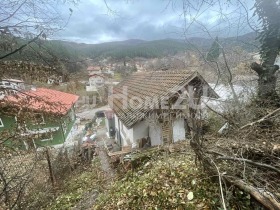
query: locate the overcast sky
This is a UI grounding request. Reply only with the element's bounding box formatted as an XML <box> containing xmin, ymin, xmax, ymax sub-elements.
<box><xmin>55</xmin><ymin>0</ymin><xmax>254</xmax><ymax>44</ymax></box>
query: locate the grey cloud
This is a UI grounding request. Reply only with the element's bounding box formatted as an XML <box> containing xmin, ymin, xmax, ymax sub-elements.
<box><xmin>55</xmin><ymin>0</ymin><xmax>254</xmax><ymax>43</ymax></box>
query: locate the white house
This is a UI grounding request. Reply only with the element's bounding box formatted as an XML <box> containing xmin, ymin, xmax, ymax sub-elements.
<box><xmin>0</xmin><ymin>79</ymin><xmax>25</xmax><ymax>98</ymax></box>
<box><xmin>87</xmin><ymin>66</ymin><xmax>102</xmax><ymax>75</ymax></box>
<box><xmin>86</xmin><ymin>74</ymin><xmax>105</xmax><ymax>92</ymax></box>
<box><xmin>47</xmin><ymin>75</ymin><xmax>63</xmax><ymax>85</ymax></box>
<box><xmin>109</xmin><ymin>70</ymin><xmax>219</xmax><ymax>149</ymax></box>
<box><xmin>0</xmin><ymin>78</ymin><xmax>25</xmax><ymax>90</ymax></box>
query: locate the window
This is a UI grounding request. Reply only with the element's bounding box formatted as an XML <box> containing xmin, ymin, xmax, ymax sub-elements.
<box><xmin>33</xmin><ymin>113</ymin><xmax>45</xmax><ymax>125</ymax></box>
<box><xmin>0</xmin><ymin>118</ymin><xmax>4</xmax><ymax>127</ymax></box>
<box><xmin>34</xmin><ymin>132</ymin><xmax>53</xmax><ymax>141</ymax></box>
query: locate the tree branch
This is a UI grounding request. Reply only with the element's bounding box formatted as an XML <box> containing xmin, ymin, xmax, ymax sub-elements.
<box><xmin>0</xmin><ymin>31</ymin><xmax>43</xmax><ymax>60</ymax></box>
<box><xmin>228</xmin><ymin>178</ymin><xmax>280</xmax><ymax>210</ymax></box>
<box><xmin>217</xmin><ymin>156</ymin><xmax>280</xmax><ymax>174</ymax></box>
<box><xmin>240</xmin><ymin>107</ymin><xmax>280</xmax><ymax>130</ymax></box>
<box><xmin>0</xmin><ymin>0</ymin><xmax>28</xmax><ymax>23</ymax></box>
<box><xmin>204</xmin><ymin>103</ymin><xmax>239</xmax><ymax>128</ymax></box>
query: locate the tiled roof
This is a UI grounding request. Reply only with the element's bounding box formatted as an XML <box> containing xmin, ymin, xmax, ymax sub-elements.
<box><xmin>110</xmin><ymin>70</ymin><xmax>218</xmax><ymax>128</ymax></box>
<box><xmin>4</xmin><ymin>88</ymin><xmax>79</xmax><ymax>115</ymax></box>
<box><xmin>87</xmin><ymin>66</ymin><xmax>100</xmax><ymax>71</ymax></box>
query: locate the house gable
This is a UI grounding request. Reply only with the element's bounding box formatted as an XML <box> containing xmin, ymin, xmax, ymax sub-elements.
<box><xmin>110</xmin><ymin>70</ymin><xmax>218</xmax><ymax>129</ymax></box>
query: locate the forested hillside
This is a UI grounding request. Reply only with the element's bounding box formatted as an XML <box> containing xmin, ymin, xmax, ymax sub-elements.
<box><xmin>54</xmin><ymin>32</ymin><xmax>258</xmax><ymax>59</ymax></box>
<box><xmin>0</xmin><ymin>32</ymin><xmax>258</xmax><ymax>73</ymax></box>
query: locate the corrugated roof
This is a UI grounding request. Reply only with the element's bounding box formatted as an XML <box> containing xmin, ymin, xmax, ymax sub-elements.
<box><xmin>3</xmin><ymin>88</ymin><xmax>79</xmax><ymax>115</ymax></box>
<box><xmin>110</xmin><ymin>70</ymin><xmax>218</xmax><ymax>128</ymax></box>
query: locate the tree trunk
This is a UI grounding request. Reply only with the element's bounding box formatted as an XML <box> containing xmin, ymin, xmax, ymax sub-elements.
<box><xmin>251</xmin><ymin>61</ymin><xmax>279</xmax><ymax>105</ymax></box>
<box><xmin>45</xmin><ymin>148</ymin><xmax>55</xmax><ymax>188</ymax></box>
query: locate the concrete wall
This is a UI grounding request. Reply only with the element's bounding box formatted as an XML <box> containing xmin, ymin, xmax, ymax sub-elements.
<box><xmin>149</xmin><ymin>122</ymin><xmax>162</xmax><ymax>146</ymax></box>
<box><xmin>114</xmin><ymin>115</ymin><xmax>186</xmax><ymax>147</ymax></box>
<box><xmin>89</xmin><ymin>76</ymin><xmax>104</xmax><ymax>85</ymax></box>
<box><xmin>172</xmin><ymin>118</ymin><xmax>186</xmax><ymax>142</ymax></box>
<box><xmin>86</xmin><ymin>86</ymin><xmax>97</xmax><ymax>92</ymax></box>
<box><xmin>114</xmin><ymin>114</ymin><xmax>133</xmax><ymax>146</ymax></box>
<box><xmin>120</xmin><ymin>122</ymin><xmax>133</xmax><ymax>146</ymax></box>
<box><xmin>114</xmin><ymin>114</ymin><xmax>120</xmax><ymax>145</ymax></box>
<box><xmin>133</xmin><ymin>119</ymin><xmax>164</xmax><ymax>146</ymax></box>
<box><xmin>133</xmin><ymin>120</ymin><xmax>149</xmax><ymax>143</ymax></box>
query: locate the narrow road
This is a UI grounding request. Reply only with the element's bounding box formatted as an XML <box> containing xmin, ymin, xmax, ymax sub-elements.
<box><xmin>76</xmin><ymin>105</ymin><xmax>110</xmax><ymax>120</ymax></box>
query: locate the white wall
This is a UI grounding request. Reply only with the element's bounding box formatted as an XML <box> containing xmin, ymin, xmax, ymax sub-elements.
<box><xmin>114</xmin><ymin>114</ymin><xmax>120</xmax><ymax>145</ymax></box>
<box><xmin>172</xmin><ymin>118</ymin><xmax>185</xmax><ymax>142</ymax></box>
<box><xmin>114</xmin><ymin>114</ymin><xmax>118</xmax><ymax>129</ymax></box>
<box><xmin>120</xmin><ymin>122</ymin><xmax>133</xmax><ymax>146</ymax></box>
<box><xmin>115</xmin><ymin>116</ymin><xmax>186</xmax><ymax>147</ymax></box>
<box><xmin>133</xmin><ymin>120</ymin><xmax>149</xmax><ymax>142</ymax></box>
<box><xmin>86</xmin><ymin>86</ymin><xmax>97</xmax><ymax>92</ymax></box>
<box><xmin>149</xmin><ymin>122</ymin><xmax>162</xmax><ymax>146</ymax></box>
<box><xmin>89</xmin><ymin>76</ymin><xmax>104</xmax><ymax>86</ymax></box>
<box><xmin>114</xmin><ymin>114</ymin><xmax>133</xmax><ymax>146</ymax></box>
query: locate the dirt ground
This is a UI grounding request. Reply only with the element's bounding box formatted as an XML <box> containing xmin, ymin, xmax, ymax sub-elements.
<box><xmin>72</xmin><ymin>126</ymin><xmax>116</xmax><ymax>209</ymax></box>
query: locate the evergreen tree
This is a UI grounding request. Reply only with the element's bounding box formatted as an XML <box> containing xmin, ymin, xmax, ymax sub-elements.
<box><xmin>206</xmin><ymin>37</ymin><xmax>220</xmax><ymax>62</ymax></box>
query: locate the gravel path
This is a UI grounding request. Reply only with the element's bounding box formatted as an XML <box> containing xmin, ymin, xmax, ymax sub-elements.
<box><xmin>72</xmin><ymin>127</ymin><xmax>116</xmax><ymax>210</ymax></box>
<box><xmin>96</xmin><ymin>128</ymin><xmax>116</xmax><ymax>181</ymax></box>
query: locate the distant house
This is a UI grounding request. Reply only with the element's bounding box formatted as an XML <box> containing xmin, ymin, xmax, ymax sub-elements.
<box><xmin>103</xmin><ymin>68</ymin><xmax>114</xmax><ymax>76</ymax></box>
<box><xmin>86</xmin><ymin>74</ymin><xmax>105</xmax><ymax>92</ymax></box>
<box><xmin>0</xmin><ymin>79</ymin><xmax>25</xmax><ymax>98</ymax></box>
<box><xmin>135</xmin><ymin>63</ymin><xmax>145</xmax><ymax>72</ymax></box>
<box><xmin>87</xmin><ymin>66</ymin><xmax>102</xmax><ymax>75</ymax></box>
<box><xmin>0</xmin><ymin>87</ymin><xmax>79</xmax><ymax>149</ymax></box>
<box><xmin>47</xmin><ymin>75</ymin><xmax>63</xmax><ymax>85</ymax></box>
<box><xmin>109</xmin><ymin>70</ymin><xmax>218</xmax><ymax>149</ymax></box>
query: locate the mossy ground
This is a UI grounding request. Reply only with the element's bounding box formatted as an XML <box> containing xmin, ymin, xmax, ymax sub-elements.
<box><xmin>46</xmin><ymin>158</ymin><xmax>105</xmax><ymax>210</ymax></box>
<box><xmin>93</xmin><ymin>150</ymin><xmax>222</xmax><ymax>210</ymax></box>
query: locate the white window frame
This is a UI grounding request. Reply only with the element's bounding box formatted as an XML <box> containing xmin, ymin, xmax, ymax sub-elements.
<box><xmin>0</xmin><ymin>118</ymin><xmax>4</xmax><ymax>127</ymax></box>
<box><xmin>40</xmin><ymin>133</ymin><xmax>53</xmax><ymax>142</ymax></box>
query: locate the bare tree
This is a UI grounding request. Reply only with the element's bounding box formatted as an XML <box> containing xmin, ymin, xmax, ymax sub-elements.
<box><xmin>0</xmin><ymin>0</ymin><xmax>78</xmax><ymax>59</ymax></box>
<box><xmin>175</xmin><ymin>1</ymin><xmax>280</xmax><ymax>208</ymax></box>
<box><xmin>0</xmin><ymin>0</ymin><xmax>79</xmax><ymax>208</ymax></box>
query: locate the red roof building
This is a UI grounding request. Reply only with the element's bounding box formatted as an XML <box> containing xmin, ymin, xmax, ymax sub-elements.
<box><xmin>3</xmin><ymin>88</ymin><xmax>79</xmax><ymax>115</ymax></box>
<box><xmin>87</xmin><ymin>66</ymin><xmax>101</xmax><ymax>71</ymax></box>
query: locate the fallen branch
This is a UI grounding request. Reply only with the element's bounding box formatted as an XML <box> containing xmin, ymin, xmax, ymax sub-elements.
<box><xmin>228</xmin><ymin>178</ymin><xmax>280</xmax><ymax>210</ymax></box>
<box><xmin>217</xmin><ymin>156</ymin><xmax>280</xmax><ymax>174</ymax></box>
<box><xmin>240</xmin><ymin>107</ymin><xmax>280</xmax><ymax>130</ymax></box>
<box><xmin>211</xmin><ymin>159</ymin><xmax>227</xmax><ymax>210</ymax></box>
